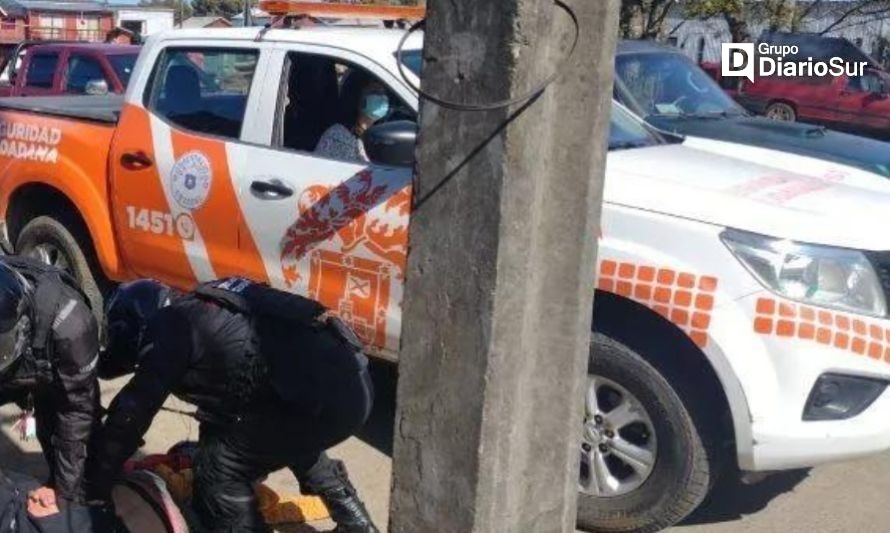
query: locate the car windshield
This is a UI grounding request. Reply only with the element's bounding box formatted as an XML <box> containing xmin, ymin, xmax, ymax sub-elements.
<box><xmin>615</xmin><ymin>52</ymin><xmax>745</xmax><ymax>118</ymax></box>
<box><xmin>609</xmin><ymin>104</ymin><xmax>664</xmax><ymax>150</ymax></box>
<box><xmin>109</xmin><ymin>53</ymin><xmax>138</xmax><ymax>87</ymax></box>
<box><xmin>399</xmin><ymin>49</ymin><xmax>661</xmax><ymax>151</ymax></box>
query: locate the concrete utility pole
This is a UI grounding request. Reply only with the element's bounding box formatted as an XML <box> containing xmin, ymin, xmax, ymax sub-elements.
<box><xmin>390</xmin><ymin>1</ymin><xmax>620</xmax><ymax>532</ymax></box>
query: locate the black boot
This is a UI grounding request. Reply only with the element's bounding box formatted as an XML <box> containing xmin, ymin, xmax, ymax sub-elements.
<box><xmin>300</xmin><ymin>456</ymin><xmax>379</xmax><ymax>533</ymax></box>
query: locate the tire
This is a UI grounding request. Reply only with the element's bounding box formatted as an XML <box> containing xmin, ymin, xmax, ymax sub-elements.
<box><xmin>765</xmin><ymin>101</ymin><xmax>796</xmax><ymax>122</ymax></box>
<box><xmin>15</xmin><ymin>215</ymin><xmax>108</xmax><ymax>320</ymax></box>
<box><xmin>576</xmin><ymin>334</ymin><xmax>715</xmax><ymax>533</ymax></box>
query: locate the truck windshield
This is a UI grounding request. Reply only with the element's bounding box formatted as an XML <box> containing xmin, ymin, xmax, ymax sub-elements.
<box><xmin>399</xmin><ymin>49</ymin><xmax>664</xmax><ymax>151</ymax></box>
<box><xmin>615</xmin><ymin>52</ymin><xmax>745</xmax><ymax>119</ymax></box>
<box><xmin>109</xmin><ymin>54</ymin><xmax>138</xmax><ymax>87</ymax></box>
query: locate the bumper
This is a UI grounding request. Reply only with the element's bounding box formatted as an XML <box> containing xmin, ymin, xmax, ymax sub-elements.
<box><xmin>717</xmin><ymin>292</ymin><xmax>890</xmax><ymax>472</ymax></box>
<box><xmin>750</xmin><ymin>385</ymin><xmax>890</xmax><ymax>470</ymax></box>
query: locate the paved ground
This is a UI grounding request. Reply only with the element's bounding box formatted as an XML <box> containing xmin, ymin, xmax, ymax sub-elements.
<box><xmin>2</xmin><ymin>361</ymin><xmax>889</xmax><ymax>532</ymax></box>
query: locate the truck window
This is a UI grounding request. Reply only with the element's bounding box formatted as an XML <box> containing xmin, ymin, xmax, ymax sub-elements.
<box><xmin>25</xmin><ymin>53</ymin><xmax>59</xmax><ymax>88</ymax></box>
<box><xmin>276</xmin><ymin>52</ymin><xmax>416</xmax><ymax>158</ymax></box>
<box><xmin>146</xmin><ymin>48</ymin><xmax>259</xmax><ymax>140</ymax></box>
<box><xmin>109</xmin><ymin>54</ymin><xmax>138</xmax><ymax>87</ymax></box>
<box><xmin>66</xmin><ymin>55</ymin><xmax>109</xmax><ymax>94</ymax></box>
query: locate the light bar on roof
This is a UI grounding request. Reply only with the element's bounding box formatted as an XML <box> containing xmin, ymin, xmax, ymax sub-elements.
<box><xmin>258</xmin><ymin>1</ymin><xmax>425</xmax><ymax>19</ymax></box>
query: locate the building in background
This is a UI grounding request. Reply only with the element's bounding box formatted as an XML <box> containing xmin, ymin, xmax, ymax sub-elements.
<box><xmin>180</xmin><ymin>16</ymin><xmax>231</xmax><ymax>29</ymax></box>
<box><xmin>111</xmin><ymin>5</ymin><xmax>174</xmax><ymax>37</ymax></box>
<box><xmin>230</xmin><ymin>7</ymin><xmax>271</xmax><ymax>27</ymax></box>
<box><xmin>0</xmin><ymin>0</ymin><xmax>114</xmax><ymax>54</ymax></box>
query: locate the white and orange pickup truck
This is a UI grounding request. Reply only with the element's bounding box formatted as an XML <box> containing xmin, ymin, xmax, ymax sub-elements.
<box><xmin>4</xmin><ymin>9</ymin><xmax>890</xmax><ymax>532</ymax></box>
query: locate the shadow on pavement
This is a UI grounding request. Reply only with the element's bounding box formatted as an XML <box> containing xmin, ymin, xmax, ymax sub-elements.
<box><xmin>680</xmin><ymin>467</ymin><xmax>811</xmax><ymax>526</ymax></box>
<box><xmin>355</xmin><ymin>360</ymin><xmax>397</xmax><ymax>457</ymax></box>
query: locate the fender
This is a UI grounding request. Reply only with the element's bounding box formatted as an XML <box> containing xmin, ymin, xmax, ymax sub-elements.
<box><xmin>0</xmin><ymin>152</ymin><xmax>125</xmax><ymax>280</ymax></box>
<box><xmin>598</xmin><ymin>205</ymin><xmax>768</xmax><ymax>468</ymax></box>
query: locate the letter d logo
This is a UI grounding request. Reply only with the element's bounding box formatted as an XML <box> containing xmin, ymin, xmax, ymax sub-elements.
<box><xmin>722</xmin><ymin>43</ymin><xmax>755</xmax><ymax>83</ymax></box>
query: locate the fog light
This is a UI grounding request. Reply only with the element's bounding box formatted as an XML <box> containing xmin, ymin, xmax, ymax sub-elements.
<box><xmin>803</xmin><ymin>373</ymin><xmax>888</xmax><ymax>421</ymax></box>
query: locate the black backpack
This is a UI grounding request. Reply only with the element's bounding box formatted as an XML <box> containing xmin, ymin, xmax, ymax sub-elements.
<box><xmin>192</xmin><ymin>278</ymin><xmax>367</xmax><ymax>413</ymax></box>
<box><xmin>0</xmin><ymin>257</ymin><xmax>91</xmax><ymax>387</ymax></box>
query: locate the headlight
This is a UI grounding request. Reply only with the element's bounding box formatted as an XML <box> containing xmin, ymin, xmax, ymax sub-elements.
<box><xmin>721</xmin><ymin>229</ymin><xmax>887</xmax><ymax>317</ymax></box>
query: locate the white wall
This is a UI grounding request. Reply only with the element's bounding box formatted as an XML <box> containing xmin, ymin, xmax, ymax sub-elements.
<box><xmin>115</xmin><ymin>9</ymin><xmax>174</xmax><ymax>35</ymax></box>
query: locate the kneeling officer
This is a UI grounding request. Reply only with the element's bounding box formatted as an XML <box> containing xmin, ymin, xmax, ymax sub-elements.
<box><xmin>0</xmin><ymin>256</ymin><xmax>99</xmax><ymax>515</ymax></box>
<box><xmin>91</xmin><ymin>277</ymin><xmax>378</xmax><ymax>532</ymax></box>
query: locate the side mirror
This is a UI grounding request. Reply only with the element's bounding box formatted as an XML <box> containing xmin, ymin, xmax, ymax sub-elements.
<box><xmin>363</xmin><ymin>120</ymin><xmax>417</xmax><ymax>167</ymax></box>
<box><xmin>85</xmin><ymin>78</ymin><xmax>109</xmax><ymax>96</ymax></box>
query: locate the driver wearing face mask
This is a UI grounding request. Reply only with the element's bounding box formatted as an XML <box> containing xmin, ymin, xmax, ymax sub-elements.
<box><xmin>314</xmin><ymin>71</ymin><xmax>390</xmax><ymax>164</ymax></box>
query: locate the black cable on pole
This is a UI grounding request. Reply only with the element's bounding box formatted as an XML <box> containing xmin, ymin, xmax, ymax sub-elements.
<box><xmin>395</xmin><ymin>0</ymin><xmax>580</xmax><ymax>112</ymax></box>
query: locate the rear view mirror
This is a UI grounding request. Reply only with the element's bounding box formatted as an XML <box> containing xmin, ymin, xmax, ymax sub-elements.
<box><xmin>85</xmin><ymin>79</ymin><xmax>109</xmax><ymax>96</ymax></box>
<box><xmin>363</xmin><ymin>120</ymin><xmax>418</xmax><ymax>167</ymax></box>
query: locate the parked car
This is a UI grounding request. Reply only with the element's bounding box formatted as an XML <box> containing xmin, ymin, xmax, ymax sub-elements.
<box><xmin>0</xmin><ymin>42</ymin><xmax>139</xmax><ymax>97</ymax></box>
<box><xmin>4</xmin><ymin>22</ymin><xmax>890</xmax><ymax>533</ymax></box>
<box><xmin>615</xmin><ymin>40</ymin><xmax>890</xmax><ymax>179</ymax></box>
<box><xmin>737</xmin><ymin>65</ymin><xmax>890</xmax><ymax>137</ymax></box>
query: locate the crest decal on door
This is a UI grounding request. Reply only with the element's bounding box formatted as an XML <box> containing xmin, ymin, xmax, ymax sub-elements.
<box><xmin>279</xmin><ymin>169</ymin><xmax>411</xmax><ymax>348</ymax></box>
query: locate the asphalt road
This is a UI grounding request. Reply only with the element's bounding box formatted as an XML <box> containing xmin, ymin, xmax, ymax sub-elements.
<box><xmin>2</xmin><ymin>361</ymin><xmax>889</xmax><ymax>532</ymax></box>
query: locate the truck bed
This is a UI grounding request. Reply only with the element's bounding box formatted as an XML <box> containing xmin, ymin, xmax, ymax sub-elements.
<box><xmin>0</xmin><ymin>94</ymin><xmax>123</xmax><ymax>124</ymax></box>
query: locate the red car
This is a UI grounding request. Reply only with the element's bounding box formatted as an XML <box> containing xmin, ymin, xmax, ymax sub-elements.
<box><xmin>736</xmin><ymin>68</ymin><xmax>890</xmax><ymax>137</ymax></box>
<box><xmin>0</xmin><ymin>42</ymin><xmax>139</xmax><ymax>97</ymax></box>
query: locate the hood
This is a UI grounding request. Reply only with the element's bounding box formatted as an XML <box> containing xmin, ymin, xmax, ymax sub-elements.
<box><xmin>647</xmin><ymin>114</ymin><xmax>890</xmax><ymax>179</ymax></box>
<box><xmin>605</xmin><ymin>144</ymin><xmax>890</xmax><ymax>251</ymax></box>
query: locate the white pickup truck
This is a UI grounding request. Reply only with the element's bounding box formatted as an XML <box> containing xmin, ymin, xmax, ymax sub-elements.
<box><xmin>2</xmin><ymin>25</ymin><xmax>890</xmax><ymax>533</ymax></box>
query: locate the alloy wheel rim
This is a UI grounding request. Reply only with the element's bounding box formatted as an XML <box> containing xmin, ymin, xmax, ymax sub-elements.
<box><xmin>579</xmin><ymin>375</ymin><xmax>657</xmax><ymax>497</ymax></box>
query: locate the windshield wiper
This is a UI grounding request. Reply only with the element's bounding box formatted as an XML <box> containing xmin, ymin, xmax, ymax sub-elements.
<box><xmin>609</xmin><ymin>141</ymin><xmax>652</xmax><ymax>151</ymax></box>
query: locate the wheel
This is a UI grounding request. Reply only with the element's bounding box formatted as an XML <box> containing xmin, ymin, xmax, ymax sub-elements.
<box><xmin>576</xmin><ymin>334</ymin><xmax>716</xmax><ymax>533</ymax></box>
<box><xmin>765</xmin><ymin>101</ymin><xmax>796</xmax><ymax>122</ymax></box>
<box><xmin>15</xmin><ymin>215</ymin><xmax>108</xmax><ymax>320</ymax></box>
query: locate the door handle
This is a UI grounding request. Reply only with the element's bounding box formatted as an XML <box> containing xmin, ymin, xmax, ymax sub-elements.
<box><xmin>250</xmin><ymin>179</ymin><xmax>293</xmax><ymax>199</ymax></box>
<box><xmin>120</xmin><ymin>151</ymin><xmax>153</xmax><ymax>170</ymax></box>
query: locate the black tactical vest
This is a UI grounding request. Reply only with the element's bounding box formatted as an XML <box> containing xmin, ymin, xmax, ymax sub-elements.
<box><xmin>1</xmin><ymin>257</ymin><xmax>90</xmax><ymax>389</ymax></box>
<box><xmin>192</xmin><ymin>278</ymin><xmax>366</xmax><ymax>414</ymax></box>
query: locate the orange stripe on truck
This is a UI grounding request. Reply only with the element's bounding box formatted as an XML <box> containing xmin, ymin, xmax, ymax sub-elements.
<box><xmin>112</xmin><ymin>104</ymin><xmax>197</xmax><ymax>283</ymax></box>
<box><xmin>168</xmin><ymin>129</ymin><xmax>268</xmax><ymax>283</ymax></box>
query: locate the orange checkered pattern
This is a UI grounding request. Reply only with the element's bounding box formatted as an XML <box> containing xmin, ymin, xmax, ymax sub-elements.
<box><xmin>753</xmin><ymin>298</ymin><xmax>890</xmax><ymax>362</ymax></box>
<box><xmin>597</xmin><ymin>260</ymin><xmax>718</xmax><ymax>348</ymax></box>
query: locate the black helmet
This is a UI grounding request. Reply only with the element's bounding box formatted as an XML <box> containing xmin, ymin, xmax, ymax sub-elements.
<box><xmin>101</xmin><ymin>280</ymin><xmax>171</xmax><ymax>379</ymax></box>
<box><xmin>0</xmin><ymin>262</ymin><xmax>30</xmax><ymax>378</ymax></box>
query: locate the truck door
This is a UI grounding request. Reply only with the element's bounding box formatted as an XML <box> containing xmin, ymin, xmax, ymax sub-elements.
<box><xmin>109</xmin><ymin>45</ymin><xmax>268</xmax><ymax>288</ymax></box>
<box><xmin>19</xmin><ymin>51</ymin><xmax>61</xmax><ymax>96</ymax></box>
<box><xmin>231</xmin><ymin>48</ymin><xmax>414</xmax><ymax>353</ymax></box>
<box><xmin>836</xmin><ymin>72</ymin><xmax>890</xmax><ymax>131</ymax></box>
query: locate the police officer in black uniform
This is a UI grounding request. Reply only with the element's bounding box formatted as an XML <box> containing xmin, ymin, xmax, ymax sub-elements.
<box><xmin>91</xmin><ymin>277</ymin><xmax>378</xmax><ymax>533</ymax></box>
<box><xmin>0</xmin><ymin>256</ymin><xmax>100</xmax><ymax>514</ymax></box>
